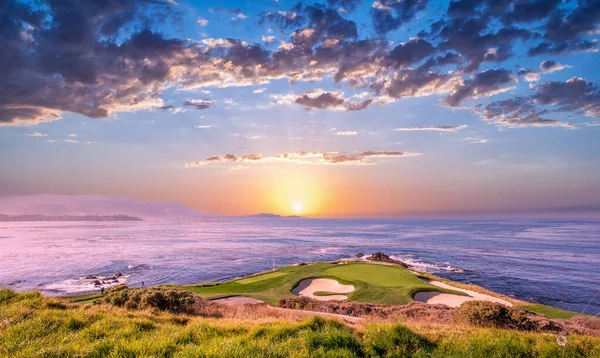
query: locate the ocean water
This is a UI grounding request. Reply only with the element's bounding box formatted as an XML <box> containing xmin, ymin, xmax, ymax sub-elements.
<box><xmin>0</xmin><ymin>219</ymin><xmax>598</xmax><ymax>313</ymax></box>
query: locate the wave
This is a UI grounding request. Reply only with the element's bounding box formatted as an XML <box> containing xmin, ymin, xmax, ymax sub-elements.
<box><xmin>391</xmin><ymin>255</ymin><xmax>464</xmax><ymax>273</ymax></box>
<box><xmin>44</xmin><ymin>274</ymin><xmax>128</xmax><ymax>294</ymax></box>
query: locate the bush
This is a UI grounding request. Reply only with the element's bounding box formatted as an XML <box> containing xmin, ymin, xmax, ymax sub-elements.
<box><xmin>364</xmin><ymin>324</ymin><xmax>435</xmax><ymax>357</ymax></box>
<box><xmin>103</xmin><ymin>285</ymin><xmax>209</xmax><ymax>315</ymax></box>
<box><xmin>0</xmin><ymin>287</ymin><xmax>17</xmax><ymax>305</ymax></box>
<box><xmin>455</xmin><ymin>301</ymin><xmax>536</xmax><ymax>330</ymax></box>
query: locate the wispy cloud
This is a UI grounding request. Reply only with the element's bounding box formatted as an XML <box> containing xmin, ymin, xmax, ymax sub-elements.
<box><xmin>27</xmin><ymin>131</ymin><xmax>47</xmax><ymax>137</ymax></box>
<box><xmin>186</xmin><ymin>150</ymin><xmax>420</xmax><ymax>167</ymax></box>
<box><xmin>335</xmin><ymin>131</ymin><xmax>357</xmax><ymax>136</ymax></box>
<box><xmin>394</xmin><ymin>125</ymin><xmax>467</xmax><ymax>132</ymax></box>
<box><xmin>463</xmin><ymin>136</ymin><xmax>489</xmax><ymax>144</ymax></box>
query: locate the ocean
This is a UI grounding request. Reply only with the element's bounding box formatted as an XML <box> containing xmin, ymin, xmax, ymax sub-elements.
<box><xmin>1</xmin><ymin>218</ymin><xmax>598</xmax><ymax>313</ymax></box>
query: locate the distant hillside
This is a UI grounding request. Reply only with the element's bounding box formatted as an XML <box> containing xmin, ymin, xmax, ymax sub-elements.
<box><xmin>0</xmin><ymin>214</ymin><xmax>143</xmax><ymax>222</ymax></box>
<box><xmin>0</xmin><ymin>195</ymin><xmax>214</xmax><ymax>221</ymax></box>
<box><xmin>243</xmin><ymin>213</ymin><xmax>305</xmax><ymax>219</ymax></box>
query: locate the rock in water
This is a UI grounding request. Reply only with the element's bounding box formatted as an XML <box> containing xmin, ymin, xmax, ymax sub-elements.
<box><xmin>366</xmin><ymin>252</ymin><xmax>408</xmax><ymax>268</ymax></box>
<box><xmin>355</xmin><ymin>253</ymin><xmax>364</xmax><ymax>258</ymax></box>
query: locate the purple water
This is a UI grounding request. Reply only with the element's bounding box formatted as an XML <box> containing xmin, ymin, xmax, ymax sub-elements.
<box><xmin>1</xmin><ymin>219</ymin><xmax>598</xmax><ymax>313</ymax></box>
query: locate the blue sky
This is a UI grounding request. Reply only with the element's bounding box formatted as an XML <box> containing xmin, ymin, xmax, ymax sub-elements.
<box><xmin>1</xmin><ymin>0</ymin><xmax>599</xmax><ymax>217</ymax></box>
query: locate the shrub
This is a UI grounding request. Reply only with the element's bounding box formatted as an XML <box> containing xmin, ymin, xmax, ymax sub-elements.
<box><xmin>0</xmin><ymin>287</ymin><xmax>17</xmax><ymax>305</ymax></box>
<box><xmin>364</xmin><ymin>324</ymin><xmax>435</xmax><ymax>357</ymax></box>
<box><xmin>455</xmin><ymin>301</ymin><xmax>536</xmax><ymax>330</ymax></box>
<box><xmin>103</xmin><ymin>285</ymin><xmax>210</xmax><ymax>315</ymax></box>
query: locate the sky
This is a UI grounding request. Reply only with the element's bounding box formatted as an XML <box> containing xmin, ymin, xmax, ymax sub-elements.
<box><xmin>1</xmin><ymin>0</ymin><xmax>600</xmax><ymax>217</ymax></box>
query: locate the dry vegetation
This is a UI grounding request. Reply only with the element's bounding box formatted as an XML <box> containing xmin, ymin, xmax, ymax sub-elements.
<box><xmin>2</xmin><ymin>286</ymin><xmax>600</xmax><ymax>357</ymax></box>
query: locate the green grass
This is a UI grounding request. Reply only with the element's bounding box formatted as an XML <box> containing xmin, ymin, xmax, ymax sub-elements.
<box><xmin>325</xmin><ymin>264</ymin><xmax>427</xmax><ymax>287</ymax></box>
<box><xmin>1</xmin><ymin>288</ymin><xmax>599</xmax><ymax>358</ymax></box>
<box><xmin>517</xmin><ymin>303</ymin><xmax>579</xmax><ymax>320</ymax></box>
<box><xmin>236</xmin><ymin>271</ymin><xmax>289</xmax><ymax>284</ymax></box>
<box><xmin>185</xmin><ymin>262</ymin><xmax>465</xmax><ymax>306</ymax></box>
<box><xmin>63</xmin><ymin>292</ymin><xmax>103</xmax><ymax>304</ymax></box>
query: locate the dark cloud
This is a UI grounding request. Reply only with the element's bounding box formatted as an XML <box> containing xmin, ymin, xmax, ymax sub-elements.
<box><xmin>480</xmin><ymin>76</ymin><xmax>600</xmax><ymax>127</ymax></box>
<box><xmin>533</xmin><ymin>77</ymin><xmax>600</xmax><ymax>117</ymax></box>
<box><xmin>0</xmin><ymin>0</ymin><xmax>190</xmax><ymax>125</ymax></box>
<box><xmin>526</xmin><ymin>0</ymin><xmax>600</xmax><ymax>55</ymax></box>
<box><xmin>183</xmin><ymin>100</ymin><xmax>213</xmax><ymax>111</ymax></box>
<box><xmin>291</xmin><ymin>91</ymin><xmax>373</xmax><ymax>111</ymax></box>
<box><xmin>482</xmin><ymin>98</ymin><xmax>573</xmax><ymax>128</ymax></box>
<box><xmin>437</xmin><ymin>18</ymin><xmax>530</xmax><ymax>72</ymax></box>
<box><xmin>371</xmin><ymin>0</ymin><xmax>429</xmax><ymax>35</ymax></box>
<box><xmin>527</xmin><ymin>41</ymin><xmax>597</xmax><ymax>56</ymax></box>
<box><xmin>446</xmin><ymin>69</ymin><xmax>516</xmax><ymax>107</ymax></box>
<box><xmin>388</xmin><ymin>39</ymin><xmax>435</xmax><ymax>68</ymax></box>
<box><xmin>1</xmin><ymin>0</ymin><xmax>597</xmax><ymax>132</ymax></box>
<box><xmin>296</xmin><ymin>92</ymin><xmax>344</xmax><ymax>109</ymax></box>
<box><xmin>327</xmin><ymin>0</ymin><xmax>363</xmax><ymax>12</ymax></box>
<box><xmin>539</xmin><ymin>60</ymin><xmax>567</xmax><ymax>73</ymax></box>
<box><xmin>502</xmin><ymin>0</ymin><xmax>561</xmax><ymax>23</ymax></box>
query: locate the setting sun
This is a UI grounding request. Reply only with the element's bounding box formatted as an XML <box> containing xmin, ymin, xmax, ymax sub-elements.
<box><xmin>293</xmin><ymin>202</ymin><xmax>303</xmax><ymax>213</ymax></box>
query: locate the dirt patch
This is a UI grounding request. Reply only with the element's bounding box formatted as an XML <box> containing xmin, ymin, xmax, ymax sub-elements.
<box><xmin>212</xmin><ymin>296</ymin><xmax>264</xmax><ymax>306</ymax></box>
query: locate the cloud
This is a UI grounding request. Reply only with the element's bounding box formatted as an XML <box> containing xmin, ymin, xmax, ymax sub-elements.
<box><xmin>517</xmin><ymin>68</ymin><xmax>541</xmax><ymax>83</ymax></box>
<box><xmin>480</xmin><ymin>97</ymin><xmax>575</xmax><ymax>128</ymax></box>
<box><xmin>274</xmin><ymin>90</ymin><xmax>373</xmax><ymax>112</ymax></box>
<box><xmin>186</xmin><ymin>150</ymin><xmax>419</xmax><ymax>167</ymax></box>
<box><xmin>539</xmin><ymin>60</ymin><xmax>571</xmax><ymax>73</ymax></box>
<box><xmin>394</xmin><ymin>125</ymin><xmax>467</xmax><ymax>132</ymax></box>
<box><xmin>327</xmin><ymin>0</ymin><xmax>363</xmax><ymax>12</ymax></box>
<box><xmin>532</xmin><ymin>77</ymin><xmax>600</xmax><ymax>117</ymax></box>
<box><xmin>388</xmin><ymin>38</ymin><xmax>435</xmax><ymax>68</ymax></box>
<box><xmin>445</xmin><ymin>69</ymin><xmax>516</xmax><ymax>107</ymax></box>
<box><xmin>197</xmin><ymin>18</ymin><xmax>209</xmax><ymax>26</ymax></box>
<box><xmin>462</xmin><ymin>136</ymin><xmax>488</xmax><ymax>144</ymax></box>
<box><xmin>183</xmin><ymin>99</ymin><xmax>213</xmax><ymax>110</ymax></box>
<box><xmin>371</xmin><ymin>0</ymin><xmax>429</xmax><ymax>35</ymax></box>
<box><xmin>335</xmin><ymin>131</ymin><xmax>358</xmax><ymax>135</ymax></box>
<box><xmin>27</xmin><ymin>131</ymin><xmax>47</xmax><ymax>137</ymax></box>
<box><xmin>262</xmin><ymin>35</ymin><xmax>275</xmax><ymax>43</ymax></box>
<box><xmin>194</xmin><ymin>125</ymin><xmax>213</xmax><ymax>129</ymax></box>
<box><xmin>253</xmin><ymin>88</ymin><xmax>267</xmax><ymax>94</ymax></box>
<box><xmin>0</xmin><ymin>0</ymin><xmax>595</xmax><ymax>133</ymax></box>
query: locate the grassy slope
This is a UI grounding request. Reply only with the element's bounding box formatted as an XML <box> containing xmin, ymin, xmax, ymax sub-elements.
<box><xmin>185</xmin><ymin>262</ymin><xmax>465</xmax><ymax>306</ymax></box>
<box><xmin>415</xmin><ymin>271</ymin><xmax>581</xmax><ymax>320</ymax></box>
<box><xmin>1</xmin><ymin>289</ymin><xmax>599</xmax><ymax>358</ymax></box>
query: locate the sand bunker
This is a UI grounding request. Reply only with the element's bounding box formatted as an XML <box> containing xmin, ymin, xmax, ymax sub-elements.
<box><xmin>292</xmin><ymin>278</ymin><xmax>355</xmax><ymax>301</ymax></box>
<box><xmin>212</xmin><ymin>296</ymin><xmax>264</xmax><ymax>306</ymax></box>
<box><xmin>414</xmin><ymin>281</ymin><xmax>512</xmax><ymax>308</ymax></box>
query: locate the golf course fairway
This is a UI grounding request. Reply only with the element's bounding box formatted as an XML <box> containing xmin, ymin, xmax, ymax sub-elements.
<box><xmin>185</xmin><ymin>261</ymin><xmax>465</xmax><ymax>305</ymax></box>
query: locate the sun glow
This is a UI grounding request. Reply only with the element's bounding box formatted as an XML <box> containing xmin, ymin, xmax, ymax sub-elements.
<box><xmin>293</xmin><ymin>202</ymin><xmax>303</xmax><ymax>213</ymax></box>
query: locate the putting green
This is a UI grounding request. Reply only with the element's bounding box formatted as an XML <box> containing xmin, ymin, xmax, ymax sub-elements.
<box><xmin>324</xmin><ymin>263</ymin><xmax>420</xmax><ymax>287</ymax></box>
<box><xmin>236</xmin><ymin>271</ymin><xmax>288</xmax><ymax>284</ymax></box>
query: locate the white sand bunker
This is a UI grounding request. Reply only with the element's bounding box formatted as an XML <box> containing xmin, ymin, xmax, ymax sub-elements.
<box><xmin>414</xmin><ymin>281</ymin><xmax>512</xmax><ymax>308</ymax></box>
<box><xmin>292</xmin><ymin>278</ymin><xmax>355</xmax><ymax>301</ymax></box>
<box><xmin>212</xmin><ymin>296</ymin><xmax>264</xmax><ymax>306</ymax></box>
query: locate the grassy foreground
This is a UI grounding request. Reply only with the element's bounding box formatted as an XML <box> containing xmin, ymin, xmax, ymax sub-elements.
<box><xmin>185</xmin><ymin>262</ymin><xmax>465</xmax><ymax>305</ymax></box>
<box><xmin>2</xmin><ymin>288</ymin><xmax>599</xmax><ymax>357</ymax></box>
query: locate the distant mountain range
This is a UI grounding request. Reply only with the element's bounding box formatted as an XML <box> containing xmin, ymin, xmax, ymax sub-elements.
<box><xmin>0</xmin><ymin>214</ymin><xmax>143</xmax><ymax>222</ymax></box>
<box><xmin>242</xmin><ymin>213</ymin><xmax>304</xmax><ymax>219</ymax></box>
<box><xmin>0</xmin><ymin>194</ymin><xmax>214</xmax><ymax>221</ymax></box>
